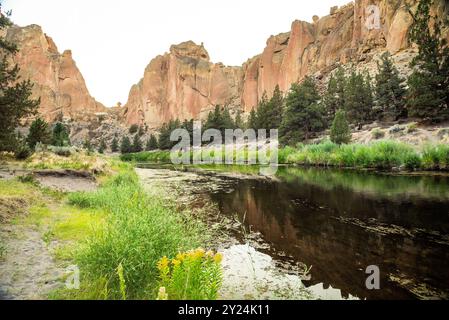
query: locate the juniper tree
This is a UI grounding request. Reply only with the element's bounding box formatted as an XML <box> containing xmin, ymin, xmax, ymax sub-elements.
<box><xmin>407</xmin><ymin>0</ymin><xmax>449</xmax><ymax>122</ymax></box>
<box><xmin>247</xmin><ymin>109</ymin><xmax>258</xmax><ymax>130</ymax></box>
<box><xmin>120</xmin><ymin>136</ymin><xmax>132</xmax><ymax>154</ymax></box>
<box><xmin>52</xmin><ymin>122</ymin><xmax>70</xmax><ymax>146</ymax></box>
<box><xmin>111</xmin><ymin>136</ymin><xmax>119</xmax><ymax>152</ymax></box>
<box><xmin>146</xmin><ymin>134</ymin><xmax>159</xmax><ymax>151</ymax></box>
<box><xmin>330</xmin><ymin>110</ymin><xmax>352</xmax><ymax>145</ymax></box>
<box><xmin>132</xmin><ymin>134</ymin><xmax>143</xmax><ymax>153</ymax></box>
<box><xmin>0</xmin><ymin>6</ymin><xmax>40</xmax><ymax>151</ymax></box>
<box><xmin>280</xmin><ymin>77</ymin><xmax>326</xmax><ymax>145</ymax></box>
<box><xmin>324</xmin><ymin>67</ymin><xmax>346</xmax><ymax>120</ymax></box>
<box><xmin>344</xmin><ymin>71</ymin><xmax>374</xmax><ymax>129</ymax></box>
<box><xmin>26</xmin><ymin>118</ymin><xmax>51</xmax><ymax>149</ymax></box>
<box><xmin>375</xmin><ymin>52</ymin><xmax>407</xmax><ymax>121</ymax></box>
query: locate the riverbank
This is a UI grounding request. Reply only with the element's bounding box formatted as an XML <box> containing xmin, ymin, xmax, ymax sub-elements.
<box><xmin>121</xmin><ymin>140</ymin><xmax>449</xmax><ymax>172</ymax></box>
<box><xmin>0</xmin><ymin>152</ymin><xmax>220</xmax><ymax>300</ymax></box>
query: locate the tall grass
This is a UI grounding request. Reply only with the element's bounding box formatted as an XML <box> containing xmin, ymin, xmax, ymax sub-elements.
<box><xmin>67</xmin><ymin>166</ymin><xmax>208</xmax><ymax>299</ymax></box>
<box><xmin>121</xmin><ymin>142</ymin><xmax>449</xmax><ymax>172</ymax></box>
<box><xmin>287</xmin><ymin>140</ymin><xmax>426</xmax><ymax>170</ymax></box>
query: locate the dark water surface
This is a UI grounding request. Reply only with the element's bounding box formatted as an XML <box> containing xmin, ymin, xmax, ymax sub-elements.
<box><xmin>139</xmin><ymin>164</ymin><xmax>449</xmax><ymax>299</ymax></box>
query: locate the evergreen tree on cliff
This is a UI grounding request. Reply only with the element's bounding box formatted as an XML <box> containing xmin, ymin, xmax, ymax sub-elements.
<box><xmin>0</xmin><ymin>5</ymin><xmax>40</xmax><ymax>152</ymax></box>
<box><xmin>330</xmin><ymin>110</ymin><xmax>351</xmax><ymax>145</ymax></box>
<box><xmin>408</xmin><ymin>0</ymin><xmax>449</xmax><ymax>122</ymax></box>
<box><xmin>280</xmin><ymin>77</ymin><xmax>326</xmax><ymax>145</ymax></box>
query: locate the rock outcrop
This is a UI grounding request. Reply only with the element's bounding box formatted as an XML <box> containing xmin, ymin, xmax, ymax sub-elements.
<box><xmin>123</xmin><ymin>41</ymin><xmax>242</xmax><ymax>128</ymax></box>
<box><xmin>124</xmin><ymin>0</ymin><xmax>448</xmax><ymax>127</ymax></box>
<box><xmin>4</xmin><ymin>24</ymin><xmax>106</xmax><ymax>122</ymax></box>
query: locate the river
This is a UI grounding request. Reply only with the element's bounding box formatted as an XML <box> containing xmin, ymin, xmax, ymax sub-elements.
<box><xmin>137</xmin><ymin>164</ymin><xmax>449</xmax><ymax>300</ymax></box>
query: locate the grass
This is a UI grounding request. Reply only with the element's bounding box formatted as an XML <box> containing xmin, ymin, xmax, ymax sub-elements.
<box><xmin>122</xmin><ymin>141</ymin><xmax>449</xmax><ymax>172</ymax></box>
<box><xmin>58</xmin><ymin>164</ymin><xmax>210</xmax><ymax>300</ymax></box>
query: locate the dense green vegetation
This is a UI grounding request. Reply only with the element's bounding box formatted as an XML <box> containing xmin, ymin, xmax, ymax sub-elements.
<box><xmin>122</xmin><ymin>141</ymin><xmax>449</xmax><ymax>172</ymax></box>
<box><xmin>60</xmin><ymin>165</ymin><xmax>213</xmax><ymax>299</ymax></box>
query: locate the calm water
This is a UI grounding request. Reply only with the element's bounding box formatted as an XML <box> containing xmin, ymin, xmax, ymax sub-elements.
<box><xmin>139</xmin><ymin>164</ymin><xmax>449</xmax><ymax>299</ymax></box>
<box><xmin>204</xmin><ymin>167</ymin><xmax>449</xmax><ymax>300</ymax></box>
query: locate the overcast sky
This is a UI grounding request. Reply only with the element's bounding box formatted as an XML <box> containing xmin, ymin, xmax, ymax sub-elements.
<box><xmin>4</xmin><ymin>0</ymin><xmax>351</xmax><ymax>107</ymax></box>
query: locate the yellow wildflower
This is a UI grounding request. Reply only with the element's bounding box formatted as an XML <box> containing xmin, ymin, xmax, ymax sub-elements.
<box><xmin>172</xmin><ymin>259</ymin><xmax>181</xmax><ymax>267</ymax></box>
<box><xmin>214</xmin><ymin>253</ymin><xmax>223</xmax><ymax>264</ymax></box>
<box><xmin>157</xmin><ymin>256</ymin><xmax>170</xmax><ymax>271</ymax></box>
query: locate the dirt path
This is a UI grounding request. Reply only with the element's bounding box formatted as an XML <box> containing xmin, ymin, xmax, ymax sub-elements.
<box><xmin>0</xmin><ymin>222</ymin><xmax>65</xmax><ymax>300</ymax></box>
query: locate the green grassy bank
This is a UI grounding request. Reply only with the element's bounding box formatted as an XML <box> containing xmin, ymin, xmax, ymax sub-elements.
<box><xmin>121</xmin><ymin>141</ymin><xmax>449</xmax><ymax>171</ymax></box>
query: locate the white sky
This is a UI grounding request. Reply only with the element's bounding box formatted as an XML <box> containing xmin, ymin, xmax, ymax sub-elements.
<box><xmin>4</xmin><ymin>0</ymin><xmax>351</xmax><ymax>107</ymax></box>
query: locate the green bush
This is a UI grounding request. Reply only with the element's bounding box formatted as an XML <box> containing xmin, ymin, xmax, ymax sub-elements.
<box><xmin>157</xmin><ymin>249</ymin><xmax>223</xmax><ymax>300</ymax></box>
<box><xmin>371</xmin><ymin>128</ymin><xmax>385</xmax><ymax>140</ymax></box>
<box><xmin>14</xmin><ymin>143</ymin><xmax>32</xmax><ymax>160</ymax></box>
<box><xmin>422</xmin><ymin>145</ymin><xmax>449</xmax><ymax>170</ymax></box>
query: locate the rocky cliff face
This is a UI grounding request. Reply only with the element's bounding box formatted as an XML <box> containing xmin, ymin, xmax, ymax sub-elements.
<box><xmin>123</xmin><ymin>41</ymin><xmax>242</xmax><ymax>128</ymax></box>
<box><xmin>124</xmin><ymin>0</ymin><xmax>448</xmax><ymax>126</ymax></box>
<box><xmin>4</xmin><ymin>24</ymin><xmax>106</xmax><ymax>122</ymax></box>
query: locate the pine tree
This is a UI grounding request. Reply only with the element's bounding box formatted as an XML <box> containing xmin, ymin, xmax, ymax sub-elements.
<box><xmin>26</xmin><ymin>118</ymin><xmax>52</xmax><ymax>149</ymax></box>
<box><xmin>0</xmin><ymin>7</ymin><xmax>40</xmax><ymax>152</ymax></box>
<box><xmin>158</xmin><ymin>119</ymin><xmax>181</xmax><ymax>150</ymax></box>
<box><xmin>146</xmin><ymin>134</ymin><xmax>159</xmax><ymax>151</ymax></box>
<box><xmin>52</xmin><ymin>122</ymin><xmax>70</xmax><ymax>146</ymax></box>
<box><xmin>344</xmin><ymin>71</ymin><xmax>374</xmax><ymax>129</ymax></box>
<box><xmin>269</xmin><ymin>85</ymin><xmax>284</xmax><ymax>129</ymax></box>
<box><xmin>324</xmin><ymin>67</ymin><xmax>346</xmax><ymax>120</ymax></box>
<box><xmin>120</xmin><ymin>136</ymin><xmax>132</xmax><ymax>154</ymax></box>
<box><xmin>255</xmin><ymin>92</ymin><xmax>270</xmax><ymax>130</ymax></box>
<box><xmin>330</xmin><ymin>110</ymin><xmax>352</xmax><ymax>145</ymax></box>
<box><xmin>132</xmin><ymin>134</ymin><xmax>143</xmax><ymax>153</ymax></box>
<box><xmin>407</xmin><ymin>0</ymin><xmax>449</xmax><ymax>122</ymax></box>
<box><xmin>98</xmin><ymin>139</ymin><xmax>107</xmax><ymax>154</ymax></box>
<box><xmin>235</xmin><ymin>110</ymin><xmax>244</xmax><ymax>129</ymax></box>
<box><xmin>374</xmin><ymin>52</ymin><xmax>407</xmax><ymax>121</ymax></box>
<box><xmin>111</xmin><ymin>136</ymin><xmax>119</xmax><ymax>152</ymax></box>
<box><xmin>280</xmin><ymin>77</ymin><xmax>326</xmax><ymax>145</ymax></box>
<box><xmin>247</xmin><ymin>108</ymin><xmax>258</xmax><ymax>130</ymax></box>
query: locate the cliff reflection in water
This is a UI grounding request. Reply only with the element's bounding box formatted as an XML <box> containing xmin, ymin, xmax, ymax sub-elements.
<box><xmin>210</xmin><ymin>167</ymin><xmax>449</xmax><ymax>300</ymax></box>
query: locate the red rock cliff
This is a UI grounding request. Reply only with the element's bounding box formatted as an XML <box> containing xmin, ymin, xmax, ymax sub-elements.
<box><xmin>122</xmin><ymin>0</ymin><xmax>448</xmax><ymax>126</ymax></box>
<box><xmin>4</xmin><ymin>24</ymin><xmax>106</xmax><ymax>122</ymax></box>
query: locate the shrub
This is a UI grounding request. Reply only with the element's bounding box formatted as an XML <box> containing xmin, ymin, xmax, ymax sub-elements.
<box><xmin>404</xmin><ymin>153</ymin><xmax>422</xmax><ymax>170</ymax></box>
<box><xmin>330</xmin><ymin>110</ymin><xmax>351</xmax><ymax>144</ymax></box>
<box><xmin>50</xmin><ymin>146</ymin><xmax>72</xmax><ymax>157</ymax></box>
<box><xmin>371</xmin><ymin>128</ymin><xmax>385</xmax><ymax>140</ymax></box>
<box><xmin>157</xmin><ymin>249</ymin><xmax>223</xmax><ymax>300</ymax></box>
<box><xmin>14</xmin><ymin>143</ymin><xmax>32</xmax><ymax>160</ymax></box>
<box><xmin>129</xmin><ymin>125</ymin><xmax>139</xmax><ymax>134</ymax></box>
<box><xmin>422</xmin><ymin>145</ymin><xmax>449</xmax><ymax>170</ymax></box>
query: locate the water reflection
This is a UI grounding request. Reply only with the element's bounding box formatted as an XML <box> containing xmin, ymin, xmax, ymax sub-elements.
<box><xmin>209</xmin><ymin>167</ymin><xmax>449</xmax><ymax>300</ymax></box>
